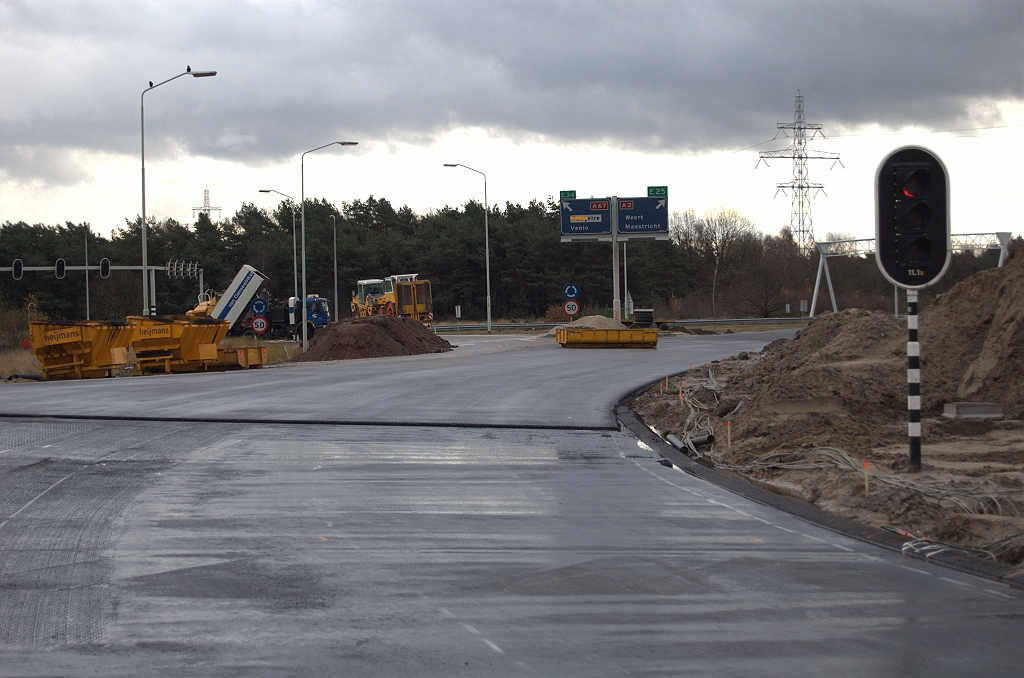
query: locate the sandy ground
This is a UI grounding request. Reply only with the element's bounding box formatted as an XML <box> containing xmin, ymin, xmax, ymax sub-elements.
<box><xmin>631</xmin><ymin>255</ymin><xmax>1024</xmax><ymax>566</ymax></box>
<box><xmin>0</xmin><ymin>348</ymin><xmax>40</xmax><ymax>378</ymax></box>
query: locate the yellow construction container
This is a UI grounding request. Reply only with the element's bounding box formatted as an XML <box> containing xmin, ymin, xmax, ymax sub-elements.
<box><xmin>128</xmin><ymin>316</ymin><xmax>230</xmax><ymax>373</ymax></box>
<box><xmin>214</xmin><ymin>346</ymin><xmax>268</xmax><ymax>370</ymax></box>
<box><xmin>556</xmin><ymin>327</ymin><xmax>658</xmax><ymax>348</ymax></box>
<box><xmin>28</xmin><ymin>320</ymin><xmax>135</xmax><ymax>380</ymax></box>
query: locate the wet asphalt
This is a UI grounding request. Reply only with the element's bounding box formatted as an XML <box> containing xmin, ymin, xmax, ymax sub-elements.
<box><xmin>1</xmin><ymin>333</ymin><xmax>1021</xmax><ymax>676</ymax></box>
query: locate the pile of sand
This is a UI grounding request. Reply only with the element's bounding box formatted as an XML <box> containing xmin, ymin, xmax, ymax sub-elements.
<box><xmin>296</xmin><ymin>316</ymin><xmax>452</xmax><ymax>362</ymax></box>
<box><xmin>545</xmin><ymin>315</ymin><xmax>628</xmax><ymax>336</ymax></box>
<box><xmin>632</xmin><ymin>254</ymin><xmax>1024</xmax><ymax>564</ymax></box>
<box><xmin>919</xmin><ymin>256</ymin><xmax>1024</xmax><ymax>418</ymax></box>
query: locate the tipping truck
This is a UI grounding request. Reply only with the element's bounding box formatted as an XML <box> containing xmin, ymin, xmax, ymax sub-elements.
<box><xmin>130</xmin><ymin>264</ymin><xmax>270</xmax><ymax>373</ymax></box>
<box><xmin>351</xmin><ymin>274</ymin><xmax>433</xmax><ymax>327</ymax></box>
<box><xmin>233</xmin><ymin>293</ymin><xmax>331</xmax><ymax>340</ymax></box>
<box><xmin>28</xmin><ymin>265</ymin><xmax>272</xmax><ymax>377</ymax></box>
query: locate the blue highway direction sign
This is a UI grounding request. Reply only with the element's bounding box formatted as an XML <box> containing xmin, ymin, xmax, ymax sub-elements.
<box><xmin>560</xmin><ymin>198</ymin><xmax>612</xmax><ymax>237</ymax></box>
<box><xmin>617</xmin><ymin>196</ymin><xmax>669</xmax><ymax>238</ymax></box>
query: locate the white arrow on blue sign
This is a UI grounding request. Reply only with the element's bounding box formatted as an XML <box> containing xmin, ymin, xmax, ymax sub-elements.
<box><xmin>616</xmin><ymin>196</ymin><xmax>669</xmax><ymax>236</ymax></box>
<box><xmin>250</xmin><ymin>297</ymin><xmax>269</xmax><ymax>316</ymax></box>
<box><xmin>562</xmin><ymin>283</ymin><xmax>580</xmax><ymax>300</ymax></box>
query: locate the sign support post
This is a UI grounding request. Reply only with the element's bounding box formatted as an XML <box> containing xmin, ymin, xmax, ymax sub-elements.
<box><xmin>611</xmin><ymin>196</ymin><xmax>620</xmax><ymax>320</ymax></box>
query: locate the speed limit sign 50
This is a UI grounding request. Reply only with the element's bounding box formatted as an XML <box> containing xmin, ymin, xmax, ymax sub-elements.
<box><xmin>563</xmin><ymin>299</ymin><xmax>580</xmax><ymax>317</ymax></box>
<box><xmin>250</xmin><ymin>315</ymin><xmax>269</xmax><ymax>335</ymax></box>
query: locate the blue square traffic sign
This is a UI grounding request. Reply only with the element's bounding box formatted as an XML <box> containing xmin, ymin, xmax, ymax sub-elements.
<box><xmin>560</xmin><ymin>198</ymin><xmax>612</xmax><ymax>236</ymax></box>
<box><xmin>616</xmin><ymin>196</ymin><xmax>669</xmax><ymax>237</ymax></box>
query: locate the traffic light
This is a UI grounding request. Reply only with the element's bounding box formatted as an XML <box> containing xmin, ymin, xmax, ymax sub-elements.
<box><xmin>875</xmin><ymin>146</ymin><xmax>950</xmax><ymax>288</ymax></box>
<box><xmin>100</xmin><ymin>257</ymin><xmax>111</xmax><ymax>278</ymax></box>
<box><xmin>55</xmin><ymin>258</ymin><xmax>66</xmax><ymax>280</ymax></box>
<box><xmin>12</xmin><ymin>259</ymin><xmax>23</xmax><ymax>280</ymax></box>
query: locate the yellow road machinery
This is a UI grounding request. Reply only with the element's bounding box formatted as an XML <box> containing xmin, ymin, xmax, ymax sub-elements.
<box><xmin>351</xmin><ymin>274</ymin><xmax>433</xmax><ymax>327</ymax></box>
<box><xmin>28</xmin><ymin>320</ymin><xmax>135</xmax><ymax>380</ymax></box>
<box><xmin>127</xmin><ymin>314</ymin><xmax>228</xmax><ymax>374</ymax></box>
<box><xmin>130</xmin><ymin>264</ymin><xmax>270</xmax><ymax>373</ymax></box>
<box><xmin>555</xmin><ymin>327</ymin><xmax>658</xmax><ymax>349</ymax></box>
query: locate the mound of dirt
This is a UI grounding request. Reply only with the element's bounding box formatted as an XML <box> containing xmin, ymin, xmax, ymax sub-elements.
<box><xmin>545</xmin><ymin>315</ymin><xmax>629</xmax><ymax>336</ymax></box>
<box><xmin>296</xmin><ymin>316</ymin><xmax>453</xmax><ymax>362</ymax></box>
<box><xmin>632</xmin><ymin>255</ymin><xmax>1024</xmax><ymax>564</ymax></box>
<box><xmin>920</xmin><ymin>254</ymin><xmax>1024</xmax><ymax>419</ymax></box>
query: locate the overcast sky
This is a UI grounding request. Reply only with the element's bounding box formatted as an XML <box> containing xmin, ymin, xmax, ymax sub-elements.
<box><xmin>2</xmin><ymin>0</ymin><xmax>1022</xmax><ymax>241</ymax></box>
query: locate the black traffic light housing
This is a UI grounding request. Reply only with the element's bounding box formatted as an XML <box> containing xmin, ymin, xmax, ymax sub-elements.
<box><xmin>55</xmin><ymin>258</ymin><xmax>66</xmax><ymax>280</ymax></box>
<box><xmin>100</xmin><ymin>257</ymin><xmax>111</xmax><ymax>278</ymax></box>
<box><xmin>12</xmin><ymin>259</ymin><xmax>23</xmax><ymax>280</ymax></box>
<box><xmin>875</xmin><ymin>146</ymin><xmax>950</xmax><ymax>289</ymax></box>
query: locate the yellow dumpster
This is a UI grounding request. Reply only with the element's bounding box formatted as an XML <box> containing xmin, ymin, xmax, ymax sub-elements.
<box><xmin>556</xmin><ymin>327</ymin><xmax>658</xmax><ymax>348</ymax></box>
<box><xmin>214</xmin><ymin>346</ymin><xmax>268</xmax><ymax>370</ymax></box>
<box><xmin>128</xmin><ymin>316</ymin><xmax>229</xmax><ymax>373</ymax></box>
<box><xmin>28</xmin><ymin>320</ymin><xmax>135</xmax><ymax>380</ymax></box>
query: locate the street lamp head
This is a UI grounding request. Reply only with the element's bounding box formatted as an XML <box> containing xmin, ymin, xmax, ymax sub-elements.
<box><xmin>191</xmin><ymin>70</ymin><xmax>217</xmax><ymax>78</ymax></box>
<box><xmin>336</xmin><ymin>141</ymin><xmax>358</xmax><ymax>146</ymax></box>
<box><xmin>443</xmin><ymin>163</ymin><xmax>458</xmax><ymax>167</ymax></box>
<box><xmin>258</xmin><ymin>189</ymin><xmax>271</xmax><ymax>193</ymax></box>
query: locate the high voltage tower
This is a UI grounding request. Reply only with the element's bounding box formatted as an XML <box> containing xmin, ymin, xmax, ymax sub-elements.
<box><xmin>757</xmin><ymin>91</ymin><xmax>842</xmax><ymax>254</ymax></box>
<box><xmin>192</xmin><ymin>186</ymin><xmax>222</xmax><ymax>220</ymax></box>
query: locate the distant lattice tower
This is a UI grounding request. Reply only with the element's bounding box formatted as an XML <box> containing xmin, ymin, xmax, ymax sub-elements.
<box><xmin>757</xmin><ymin>91</ymin><xmax>842</xmax><ymax>255</ymax></box>
<box><xmin>192</xmin><ymin>187</ymin><xmax>222</xmax><ymax>220</ymax></box>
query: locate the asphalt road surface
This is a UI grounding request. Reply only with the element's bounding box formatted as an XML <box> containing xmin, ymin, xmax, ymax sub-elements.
<box><xmin>1</xmin><ymin>333</ymin><xmax>1021</xmax><ymax>676</ymax></box>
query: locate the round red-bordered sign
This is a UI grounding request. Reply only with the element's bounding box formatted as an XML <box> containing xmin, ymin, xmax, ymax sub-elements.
<box><xmin>563</xmin><ymin>299</ymin><xmax>580</xmax><ymax>317</ymax></box>
<box><xmin>250</xmin><ymin>315</ymin><xmax>269</xmax><ymax>335</ymax></box>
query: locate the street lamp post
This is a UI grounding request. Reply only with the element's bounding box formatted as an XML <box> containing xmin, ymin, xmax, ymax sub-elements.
<box><xmin>301</xmin><ymin>141</ymin><xmax>358</xmax><ymax>351</ymax></box>
<box><xmin>258</xmin><ymin>189</ymin><xmax>298</xmax><ymax>299</ymax></box>
<box><xmin>330</xmin><ymin>214</ymin><xmax>338</xmax><ymax>322</ymax></box>
<box><xmin>443</xmin><ymin>163</ymin><xmax>491</xmax><ymax>333</ymax></box>
<box><xmin>141</xmin><ymin>66</ymin><xmax>216</xmax><ymax>316</ymax></box>
<box><xmin>84</xmin><ymin>225</ymin><xmax>90</xmax><ymax>320</ymax></box>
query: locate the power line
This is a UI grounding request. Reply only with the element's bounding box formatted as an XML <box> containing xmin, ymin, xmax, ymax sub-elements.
<box><xmin>737</xmin><ymin>123</ymin><xmax>1023</xmax><ymax>154</ymax></box>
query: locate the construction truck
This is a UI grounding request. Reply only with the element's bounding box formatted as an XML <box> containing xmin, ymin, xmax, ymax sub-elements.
<box><xmin>351</xmin><ymin>274</ymin><xmax>433</xmax><ymax>327</ymax></box>
<box><xmin>232</xmin><ymin>293</ymin><xmax>332</xmax><ymax>340</ymax></box>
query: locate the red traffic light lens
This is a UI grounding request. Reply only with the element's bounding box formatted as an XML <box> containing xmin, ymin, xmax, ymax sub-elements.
<box><xmin>900</xmin><ymin>168</ymin><xmax>930</xmax><ymax>198</ymax></box>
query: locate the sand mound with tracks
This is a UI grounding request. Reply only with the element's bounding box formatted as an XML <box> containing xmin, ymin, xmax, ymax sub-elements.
<box><xmin>296</xmin><ymin>316</ymin><xmax>452</xmax><ymax>362</ymax></box>
<box><xmin>545</xmin><ymin>315</ymin><xmax>629</xmax><ymax>336</ymax></box>
<box><xmin>633</xmin><ymin>254</ymin><xmax>1024</xmax><ymax>564</ymax></box>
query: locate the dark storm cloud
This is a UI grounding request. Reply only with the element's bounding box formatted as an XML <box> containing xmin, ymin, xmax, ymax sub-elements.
<box><xmin>2</xmin><ymin>0</ymin><xmax>1021</xmax><ymax>184</ymax></box>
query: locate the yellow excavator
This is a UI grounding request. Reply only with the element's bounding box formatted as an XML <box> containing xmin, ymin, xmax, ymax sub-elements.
<box><xmin>351</xmin><ymin>274</ymin><xmax>433</xmax><ymax>327</ymax></box>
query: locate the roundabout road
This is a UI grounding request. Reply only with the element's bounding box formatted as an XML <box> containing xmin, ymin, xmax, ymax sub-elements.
<box><xmin>1</xmin><ymin>332</ymin><xmax>1021</xmax><ymax>676</ymax></box>
<box><xmin>1</xmin><ymin>332</ymin><xmax>789</xmax><ymax>428</ymax></box>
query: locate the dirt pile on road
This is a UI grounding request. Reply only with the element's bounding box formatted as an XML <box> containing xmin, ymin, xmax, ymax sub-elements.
<box><xmin>632</xmin><ymin>256</ymin><xmax>1024</xmax><ymax>564</ymax></box>
<box><xmin>296</xmin><ymin>316</ymin><xmax>452</xmax><ymax>362</ymax></box>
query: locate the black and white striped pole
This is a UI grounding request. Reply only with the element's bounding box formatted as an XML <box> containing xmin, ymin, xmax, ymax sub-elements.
<box><xmin>906</xmin><ymin>290</ymin><xmax>921</xmax><ymax>471</ymax></box>
<box><xmin>875</xmin><ymin>147</ymin><xmax>950</xmax><ymax>473</ymax></box>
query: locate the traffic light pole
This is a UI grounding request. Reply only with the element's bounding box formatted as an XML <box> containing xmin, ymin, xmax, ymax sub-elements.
<box><xmin>875</xmin><ymin>146</ymin><xmax>949</xmax><ymax>475</ymax></box>
<box><xmin>907</xmin><ymin>290</ymin><xmax>921</xmax><ymax>472</ymax></box>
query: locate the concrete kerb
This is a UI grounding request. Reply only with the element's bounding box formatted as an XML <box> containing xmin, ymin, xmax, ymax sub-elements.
<box><xmin>614</xmin><ymin>385</ymin><xmax>1024</xmax><ymax>591</ymax></box>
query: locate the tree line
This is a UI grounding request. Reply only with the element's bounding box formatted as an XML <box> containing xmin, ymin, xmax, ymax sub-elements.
<box><xmin>0</xmin><ymin>197</ymin><xmax>1011</xmax><ymax>334</ymax></box>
